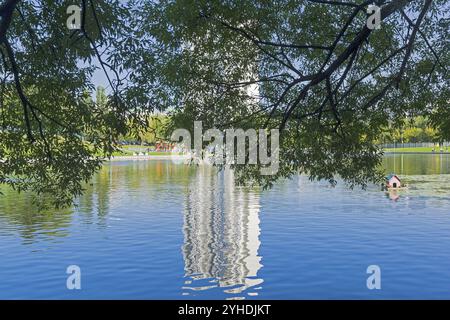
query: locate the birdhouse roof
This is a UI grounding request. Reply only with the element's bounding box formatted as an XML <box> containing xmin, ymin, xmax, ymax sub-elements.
<box><xmin>386</xmin><ymin>174</ymin><xmax>401</xmax><ymax>182</ymax></box>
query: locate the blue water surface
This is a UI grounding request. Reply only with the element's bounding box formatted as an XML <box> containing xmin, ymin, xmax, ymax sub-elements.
<box><xmin>1</xmin><ymin>154</ymin><xmax>450</xmax><ymax>299</ymax></box>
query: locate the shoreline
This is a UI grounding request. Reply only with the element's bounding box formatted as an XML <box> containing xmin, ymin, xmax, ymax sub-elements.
<box><xmin>384</xmin><ymin>152</ymin><xmax>450</xmax><ymax>155</ymax></box>
<box><xmin>104</xmin><ymin>152</ymin><xmax>450</xmax><ymax>162</ymax></box>
<box><xmin>105</xmin><ymin>155</ymin><xmax>189</xmax><ymax>161</ymax></box>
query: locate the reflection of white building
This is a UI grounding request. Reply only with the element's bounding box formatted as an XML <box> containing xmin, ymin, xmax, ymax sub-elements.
<box><xmin>182</xmin><ymin>167</ymin><xmax>263</xmax><ymax>298</ymax></box>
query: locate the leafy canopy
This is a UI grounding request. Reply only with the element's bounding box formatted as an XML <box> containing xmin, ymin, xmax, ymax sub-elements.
<box><xmin>142</xmin><ymin>0</ymin><xmax>449</xmax><ymax>187</ymax></box>
<box><xmin>0</xmin><ymin>0</ymin><xmax>448</xmax><ymax>205</ymax></box>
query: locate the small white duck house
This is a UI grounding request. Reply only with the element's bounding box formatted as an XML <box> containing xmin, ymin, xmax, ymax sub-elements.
<box><xmin>386</xmin><ymin>174</ymin><xmax>402</xmax><ymax>188</ymax></box>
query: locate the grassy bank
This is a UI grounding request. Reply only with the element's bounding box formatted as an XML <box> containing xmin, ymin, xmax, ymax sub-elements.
<box><xmin>385</xmin><ymin>147</ymin><xmax>450</xmax><ymax>153</ymax></box>
<box><xmin>98</xmin><ymin>145</ymin><xmax>176</xmax><ymax>157</ymax></box>
<box><xmin>107</xmin><ymin>145</ymin><xmax>449</xmax><ymax>156</ymax></box>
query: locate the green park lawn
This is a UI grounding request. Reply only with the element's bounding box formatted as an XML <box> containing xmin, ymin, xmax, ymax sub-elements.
<box><xmin>384</xmin><ymin>147</ymin><xmax>450</xmax><ymax>153</ymax></box>
<box><xmin>97</xmin><ymin>145</ymin><xmax>177</xmax><ymax>157</ymax></box>
<box><xmin>113</xmin><ymin>145</ymin><xmax>449</xmax><ymax>155</ymax></box>
<box><xmin>103</xmin><ymin>145</ymin><xmax>449</xmax><ymax>156</ymax></box>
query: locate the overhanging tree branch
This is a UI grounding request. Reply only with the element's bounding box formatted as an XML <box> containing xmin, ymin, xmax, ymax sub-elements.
<box><xmin>395</xmin><ymin>0</ymin><xmax>432</xmax><ymax>86</ymax></box>
<box><xmin>280</xmin><ymin>0</ymin><xmax>414</xmax><ymax>130</ymax></box>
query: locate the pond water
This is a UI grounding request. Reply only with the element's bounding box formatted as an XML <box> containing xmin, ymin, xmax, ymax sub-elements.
<box><xmin>0</xmin><ymin>154</ymin><xmax>450</xmax><ymax>299</ymax></box>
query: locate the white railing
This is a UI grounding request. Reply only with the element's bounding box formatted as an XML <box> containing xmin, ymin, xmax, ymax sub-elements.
<box><xmin>381</xmin><ymin>142</ymin><xmax>449</xmax><ymax>149</ymax></box>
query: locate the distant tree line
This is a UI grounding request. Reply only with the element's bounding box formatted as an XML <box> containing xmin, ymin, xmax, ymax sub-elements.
<box><xmin>379</xmin><ymin>116</ymin><xmax>442</xmax><ymax>144</ymax></box>
<box><xmin>94</xmin><ymin>86</ymin><xmax>169</xmax><ymax>146</ymax></box>
<box><xmin>94</xmin><ymin>85</ymin><xmax>445</xmax><ymax>146</ymax></box>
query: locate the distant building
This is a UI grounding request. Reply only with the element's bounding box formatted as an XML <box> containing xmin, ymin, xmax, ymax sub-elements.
<box><xmin>386</xmin><ymin>174</ymin><xmax>402</xmax><ymax>188</ymax></box>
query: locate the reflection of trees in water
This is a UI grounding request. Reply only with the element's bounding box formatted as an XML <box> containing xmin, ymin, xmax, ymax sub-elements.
<box><xmin>0</xmin><ymin>164</ymin><xmax>118</xmax><ymax>243</ymax></box>
<box><xmin>77</xmin><ymin>164</ymin><xmax>115</xmax><ymax>227</ymax></box>
<box><xmin>384</xmin><ymin>154</ymin><xmax>450</xmax><ymax>175</ymax></box>
<box><xmin>0</xmin><ymin>188</ymin><xmax>72</xmax><ymax>243</ymax></box>
<box><xmin>182</xmin><ymin>167</ymin><xmax>263</xmax><ymax>298</ymax></box>
<box><xmin>78</xmin><ymin>161</ymin><xmax>196</xmax><ymax>221</ymax></box>
<box><xmin>0</xmin><ymin>161</ymin><xmax>196</xmax><ymax>244</ymax></box>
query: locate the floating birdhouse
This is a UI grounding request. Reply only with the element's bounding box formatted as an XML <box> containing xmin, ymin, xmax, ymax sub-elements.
<box><xmin>385</xmin><ymin>174</ymin><xmax>402</xmax><ymax>189</ymax></box>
